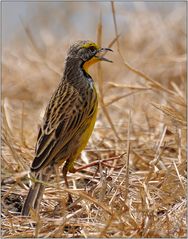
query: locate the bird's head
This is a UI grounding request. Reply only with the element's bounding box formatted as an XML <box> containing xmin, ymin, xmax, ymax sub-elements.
<box><xmin>67</xmin><ymin>40</ymin><xmax>113</xmax><ymax>73</ymax></box>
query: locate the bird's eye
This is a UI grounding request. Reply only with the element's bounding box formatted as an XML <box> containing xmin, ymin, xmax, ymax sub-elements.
<box><xmin>89</xmin><ymin>46</ymin><xmax>96</xmax><ymax>52</ymax></box>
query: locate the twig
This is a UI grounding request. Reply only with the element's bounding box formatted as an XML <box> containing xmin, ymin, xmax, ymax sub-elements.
<box><xmin>74</xmin><ymin>153</ymin><xmax>126</xmax><ymax>172</ymax></box>
<box><xmin>96</xmin><ymin>12</ymin><xmax>121</xmax><ymax>140</ymax></box>
<box><xmin>124</xmin><ymin>109</ymin><xmax>131</xmax><ymax>201</ymax></box>
<box><xmin>111</xmin><ymin>2</ymin><xmax>178</xmax><ymax>97</ymax></box>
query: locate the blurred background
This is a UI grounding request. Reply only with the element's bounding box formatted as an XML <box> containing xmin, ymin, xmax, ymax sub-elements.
<box><xmin>2</xmin><ymin>1</ymin><xmax>186</xmax><ymax>44</ymax></box>
<box><xmin>2</xmin><ymin>1</ymin><xmax>187</xmax><ymax>238</ymax></box>
<box><xmin>2</xmin><ymin>1</ymin><xmax>186</xmax><ymax>133</ymax></box>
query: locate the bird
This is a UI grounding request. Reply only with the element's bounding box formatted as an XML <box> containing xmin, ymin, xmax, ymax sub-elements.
<box><xmin>22</xmin><ymin>40</ymin><xmax>113</xmax><ymax>216</ymax></box>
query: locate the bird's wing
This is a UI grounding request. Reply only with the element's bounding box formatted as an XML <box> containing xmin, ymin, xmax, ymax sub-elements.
<box><xmin>31</xmin><ymin>81</ymin><xmax>94</xmax><ymax>171</ymax></box>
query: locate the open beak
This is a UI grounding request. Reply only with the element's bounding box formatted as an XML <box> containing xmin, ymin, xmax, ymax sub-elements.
<box><xmin>95</xmin><ymin>48</ymin><xmax>113</xmax><ymax>63</ymax></box>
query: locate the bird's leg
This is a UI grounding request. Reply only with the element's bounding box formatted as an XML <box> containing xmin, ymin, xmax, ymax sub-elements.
<box><xmin>53</xmin><ymin>165</ymin><xmax>66</xmax><ymax>215</ymax></box>
<box><xmin>62</xmin><ymin>165</ymin><xmax>73</xmax><ymax>204</ymax></box>
<box><xmin>54</xmin><ymin>165</ymin><xmax>61</xmax><ymax>190</ymax></box>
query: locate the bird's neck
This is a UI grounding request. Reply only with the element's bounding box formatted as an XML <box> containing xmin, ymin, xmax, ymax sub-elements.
<box><xmin>63</xmin><ymin>57</ymin><xmax>94</xmax><ymax>90</ymax></box>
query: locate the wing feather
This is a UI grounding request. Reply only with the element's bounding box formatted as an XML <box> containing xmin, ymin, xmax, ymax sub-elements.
<box><xmin>31</xmin><ymin>81</ymin><xmax>91</xmax><ymax>171</ymax></box>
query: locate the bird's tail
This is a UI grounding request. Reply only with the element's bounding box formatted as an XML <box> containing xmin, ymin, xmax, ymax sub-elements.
<box><xmin>22</xmin><ymin>168</ymin><xmax>51</xmax><ymax>216</ymax></box>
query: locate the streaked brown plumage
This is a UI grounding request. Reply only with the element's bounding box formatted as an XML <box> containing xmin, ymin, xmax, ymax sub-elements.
<box><xmin>22</xmin><ymin>40</ymin><xmax>112</xmax><ymax>216</ymax></box>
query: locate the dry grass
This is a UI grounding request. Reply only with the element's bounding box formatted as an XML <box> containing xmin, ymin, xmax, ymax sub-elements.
<box><xmin>1</xmin><ymin>2</ymin><xmax>187</xmax><ymax>238</ymax></box>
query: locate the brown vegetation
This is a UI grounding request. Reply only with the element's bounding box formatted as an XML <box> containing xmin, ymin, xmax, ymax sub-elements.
<box><xmin>1</xmin><ymin>2</ymin><xmax>187</xmax><ymax>238</ymax></box>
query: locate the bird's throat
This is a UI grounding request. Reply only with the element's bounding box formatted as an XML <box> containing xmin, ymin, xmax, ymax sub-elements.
<box><xmin>82</xmin><ymin>57</ymin><xmax>100</xmax><ymax>74</ymax></box>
